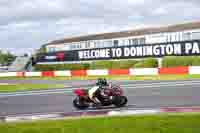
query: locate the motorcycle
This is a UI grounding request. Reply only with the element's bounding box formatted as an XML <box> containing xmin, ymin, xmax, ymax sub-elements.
<box><xmin>73</xmin><ymin>83</ymin><xmax>128</xmax><ymax>110</ymax></box>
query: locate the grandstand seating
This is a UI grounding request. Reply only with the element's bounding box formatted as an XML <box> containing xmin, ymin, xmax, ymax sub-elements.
<box><xmin>8</xmin><ymin>56</ymin><xmax>32</xmax><ymax>72</ymax></box>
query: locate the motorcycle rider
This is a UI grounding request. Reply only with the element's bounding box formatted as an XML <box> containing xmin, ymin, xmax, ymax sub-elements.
<box><xmin>88</xmin><ymin>78</ymin><xmax>109</xmax><ymax>105</ymax></box>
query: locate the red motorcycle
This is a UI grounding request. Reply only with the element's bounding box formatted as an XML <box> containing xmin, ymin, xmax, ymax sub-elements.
<box><xmin>73</xmin><ymin>84</ymin><xmax>128</xmax><ymax>110</ymax></box>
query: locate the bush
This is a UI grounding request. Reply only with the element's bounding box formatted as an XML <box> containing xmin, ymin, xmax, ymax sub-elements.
<box><xmin>89</xmin><ymin>60</ymin><xmax>138</xmax><ymax>69</ymax></box>
<box><xmin>34</xmin><ymin>56</ymin><xmax>200</xmax><ymax>71</ymax></box>
<box><xmin>112</xmin><ymin>60</ymin><xmax>139</xmax><ymax>69</ymax></box>
<box><xmin>191</xmin><ymin>56</ymin><xmax>200</xmax><ymax>66</ymax></box>
<box><xmin>89</xmin><ymin>60</ymin><xmax>113</xmax><ymax>69</ymax></box>
<box><xmin>34</xmin><ymin>59</ymin><xmax>155</xmax><ymax>71</ymax></box>
<box><xmin>35</xmin><ymin>63</ymin><xmax>90</xmax><ymax>71</ymax></box>
<box><xmin>64</xmin><ymin>63</ymin><xmax>90</xmax><ymax>70</ymax></box>
<box><xmin>162</xmin><ymin>56</ymin><xmax>190</xmax><ymax>67</ymax></box>
<box><xmin>162</xmin><ymin>56</ymin><xmax>200</xmax><ymax>67</ymax></box>
<box><xmin>133</xmin><ymin>58</ymin><xmax>158</xmax><ymax>68</ymax></box>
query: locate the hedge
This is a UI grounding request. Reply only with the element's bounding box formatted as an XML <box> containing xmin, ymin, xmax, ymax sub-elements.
<box><xmin>113</xmin><ymin>60</ymin><xmax>139</xmax><ymax>69</ymax></box>
<box><xmin>162</xmin><ymin>56</ymin><xmax>200</xmax><ymax>67</ymax></box>
<box><xmin>134</xmin><ymin>58</ymin><xmax>158</xmax><ymax>68</ymax></box>
<box><xmin>89</xmin><ymin>60</ymin><xmax>139</xmax><ymax>69</ymax></box>
<box><xmin>35</xmin><ymin>63</ymin><xmax>90</xmax><ymax>71</ymax></box>
<box><xmin>89</xmin><ymin>60</ymin><xmax>113</xmax><ymax>69</ymax></box>
<box><xmin>34</xmin><ymin>59</ymin><xmax>156</xmax><ymax>71</ymax></box>
<box><xmin>34</xmin><ymin>56</ymin><xmax>200</xmax><ymax>71</ymax></box>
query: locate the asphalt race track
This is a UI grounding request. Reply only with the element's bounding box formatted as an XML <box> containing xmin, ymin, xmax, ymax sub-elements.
<box><xmin>0</xmin><ymin>80</ymin><xmax>200</xmax><ymax>116</ymax></box>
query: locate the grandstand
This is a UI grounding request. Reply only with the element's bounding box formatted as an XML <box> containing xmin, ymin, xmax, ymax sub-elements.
<box><xmin>37</xmin><ymin>21</ymin><xmax>200</xmax><ymax>65</ymax></box>
<box><xmin>7</xmin><ymin>56</ymin><xmax>32</xmax><ymax>72</ymax></box>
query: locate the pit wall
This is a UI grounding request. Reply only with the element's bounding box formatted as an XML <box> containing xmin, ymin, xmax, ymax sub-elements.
<box><xmin>0</xmin><ymin>66</ymin><xmax>200</xmax><ymax>77</ymax></box>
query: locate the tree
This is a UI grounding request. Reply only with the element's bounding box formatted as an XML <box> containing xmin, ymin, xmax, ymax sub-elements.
<box><xmin>0</xmin><ymin>50</ymin><xmax>16</xmax><ymax>66</ymax></box>
<box><xmin>0</xmin><ymin>50</ymin><xmax>4</xmax><ymax>65</ymax></box>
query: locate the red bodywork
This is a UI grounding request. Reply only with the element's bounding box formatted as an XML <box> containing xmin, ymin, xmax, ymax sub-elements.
<box><xmin>73</xmin><ymin>89</ymin><xmax>87</xmax><ymax>97</ymax></box>
<box><xmin>74</xmin><ymin>84</ymin><xmax>123</xmax><ymax>97</ymax></box>
<box><xmin>104</xmin><ymin>85</ymin><xmax>123</xmax><ymax>96</ymax></box>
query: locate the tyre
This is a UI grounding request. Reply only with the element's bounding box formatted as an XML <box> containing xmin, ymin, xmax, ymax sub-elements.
<box><xmin>113</xmin><ymin>96</ymin><xmax>128</xmax><ymax>107</ymax></box>
<box><xmin>73</xmin><ymin>97</ymin><xmax>89</xmax><ymax>110</ymax></box>
<box><xmin>102</xmin><ymin>101</ymin><xmax>112</xmax><ymax>106</ymax></box>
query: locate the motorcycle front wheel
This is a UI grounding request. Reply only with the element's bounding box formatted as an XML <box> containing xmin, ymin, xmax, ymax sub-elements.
<box><xmin>113</xmin><ymin>96</ymin><xmax>128</xmax><ymax>107</ymax></box>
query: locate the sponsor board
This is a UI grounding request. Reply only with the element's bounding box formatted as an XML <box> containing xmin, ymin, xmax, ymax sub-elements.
<box><xmin>37</xmin><ymin>40</ymin><xmax>200</xmax><ymax>62</ymax></box>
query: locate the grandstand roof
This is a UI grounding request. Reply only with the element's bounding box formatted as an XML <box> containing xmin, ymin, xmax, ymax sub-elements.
<box><xmin>44</xmin><ymin>21</ymin><xmax>200</xmax><ymax>46</ymax></box>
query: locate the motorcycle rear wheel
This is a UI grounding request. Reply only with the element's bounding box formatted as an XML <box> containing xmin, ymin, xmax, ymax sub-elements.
<box><xmin>73</xmin><ymin>97</ymin><xmax>89</xmax><ymax>110</ymax></box>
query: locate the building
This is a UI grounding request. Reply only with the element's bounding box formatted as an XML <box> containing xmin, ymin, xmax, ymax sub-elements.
<box><xmin>37</xmin><ymin>21</ymin><xmax>200</xmax><ymax>64</ymax></box>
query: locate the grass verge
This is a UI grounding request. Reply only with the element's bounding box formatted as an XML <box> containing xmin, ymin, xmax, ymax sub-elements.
<box><xmin>1</xmin><ymin>113</ymin><xmax>200</xmax><ymax>133</ymax></box>
<box><xmin>0</xmin><ymin>84</ymin><xmax>64</xmax><ymax>93</ymax></box>
<box><xmin>0</xmin><ymin>74</ymin><xmax>200</xmax><ymax>80</ymax></box>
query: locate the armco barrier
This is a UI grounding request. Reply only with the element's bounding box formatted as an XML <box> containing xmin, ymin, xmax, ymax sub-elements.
<box><xmin>1</xmin><ymin>66</ymin><xmax>200</xmax><ymax>77</ymax></box>
<box><xmin>158</xmin><ymin>66</ymin><xmax>189</xmax><ymax>75</ymax></box>
<box><xmin>87</xmin><ymin>70</ymin><xmax>108</xmax><ymax>76</ymax></box>
<box><xmin>109</xmin><ymin>69</ymin><xmax>129</xmax><ymax>75</ymax></box>
<box><xmin>54</xmin><ymin>71</ymin><xmax>71</xmax><ymax>76</ymax></box>
<box><xmin>129</xmin><ymin>68</ymin><xmax>158</xmax><ymax>75</ymax></box>
<box><xmin>16</xmin><ymin>72</ymin><xmax>25</xmax><ymax>77</ymax></box>
<box><xmin>25</xmin><ymin>72</ymin><xmax>42</xmax><ymax>77</ymax></box>
<box><xmin>42</xmin><ymin>71</ymin><xmax>55</xmax><ymax>77</ymax></box>
<box><xmin>71</xmin><ymin>70</ymin><xmax>87</xmax><ymax>76</ymax></box>
<box><xmin>188</xmin><ymin>66</ymin><xmax>200</xmax><ymax>74</ymax></box>
<box><xmin>0</xmin><ymin>72</ymin><xmax>18</xmax><ymax>77</ymax></box>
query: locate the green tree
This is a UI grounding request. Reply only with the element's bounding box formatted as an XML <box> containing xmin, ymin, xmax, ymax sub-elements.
<box><xmin>0</xmin><ymin>50</ymin><xmax>15</xmax><ymax>66</ymax></box>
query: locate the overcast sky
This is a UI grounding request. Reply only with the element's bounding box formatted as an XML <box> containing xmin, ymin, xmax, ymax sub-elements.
<box><xmin>0</xmin><ymin>0</ymin><xmax>200</xmax><ymax>55</ymax></box>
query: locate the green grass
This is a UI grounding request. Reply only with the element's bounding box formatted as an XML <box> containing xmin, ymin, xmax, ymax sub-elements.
<box><xmin>1</xmin><ymin>74</ymin><xmax>200</xmax><ymax>80</ymax></box>
<box><xmin>1</xmin><ymin>114</ymin><xmax>200</xmax><ymax>133</ymax></box>
<box><xmin>0</xmin><ymin>84</ymin><xmax>64</xmax><ymax>93</ymax></box>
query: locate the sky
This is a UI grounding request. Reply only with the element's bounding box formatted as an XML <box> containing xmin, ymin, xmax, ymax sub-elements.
<box><xmin>0</xmin><ymin>0</ymin><xmax>200</xmax><ymax>55</ymax></box>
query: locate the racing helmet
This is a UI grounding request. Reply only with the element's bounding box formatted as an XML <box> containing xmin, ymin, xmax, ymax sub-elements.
<box><xmin>96</xmin><ymin>78</ymin><xmax>108</xmax><ymax>86</ymax></box>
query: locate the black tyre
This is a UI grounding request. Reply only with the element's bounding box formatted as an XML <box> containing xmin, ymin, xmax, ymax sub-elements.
<box><xmin>113</xmin><ymin>96</ymin><xmax>128</xmax><ymax>107</ymax></box>
<box><xmin>102</xmin><ymin>101</ymin><xmax>112</xmax><ymax>106</ymax></box>
<box><xmin>73</xmin><ymin>97</ymin><xmax>89</xmax><ymax>110</ymax></box>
